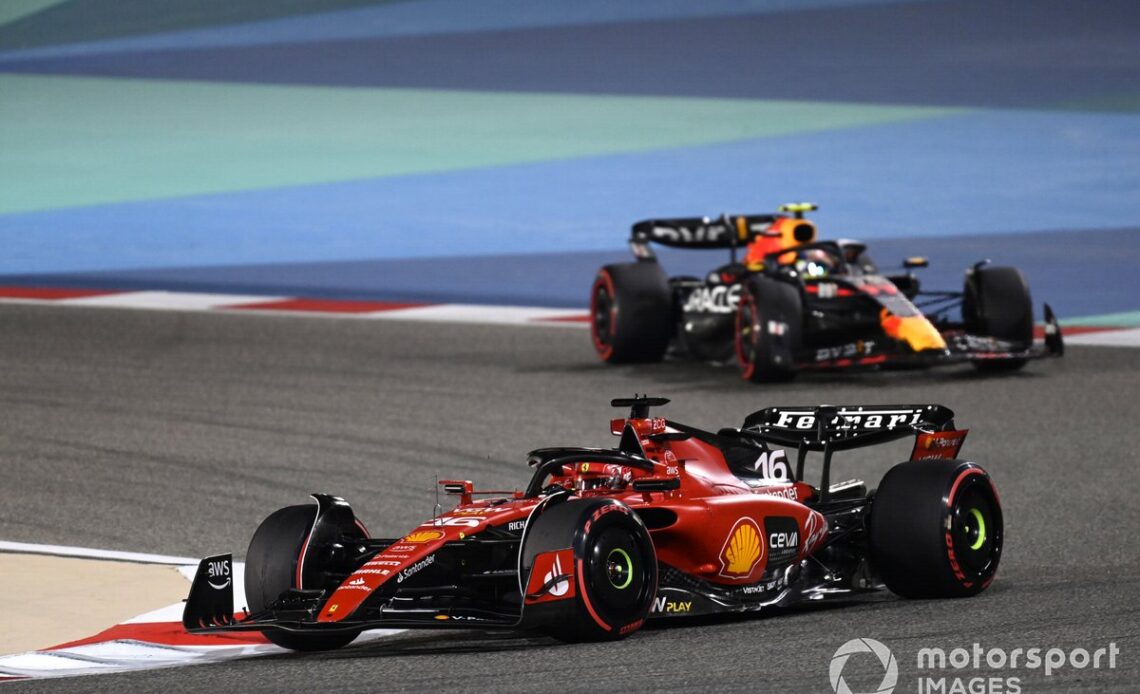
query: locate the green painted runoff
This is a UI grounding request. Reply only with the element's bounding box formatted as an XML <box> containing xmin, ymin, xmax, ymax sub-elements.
<box><xmin>0</xmin><ymin>74</ymin><xmax>965</xmax><ymax>214</ymax></box>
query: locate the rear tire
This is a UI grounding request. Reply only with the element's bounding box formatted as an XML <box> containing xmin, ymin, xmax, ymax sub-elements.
<box><xmin>590</xmin><ymin>263</ymin><xmax>673</xmax><ymax>363</ymax></box>
<box><xmin>870</xmin><ymin>460</ymin><xmax>1003</xmax><ymax>598</ymax></box>
<box><xmin>245</xmin><ymin>505</ymin><xmax>361</xmax><ymax>651</ymax></box>
<box><xmin>963</xmin><ymin>266</ymin><xmax>1032</xmax><ymax>372</ymax></box>
<box><xmin>522</xmin><ymin>499</ymin><xmax>657</xmax><ymax>642</ymax></box>
<box><xmin>734</xmin><ymin>277</ymin><xmax>802</xmax><ymax>382</ymax></box>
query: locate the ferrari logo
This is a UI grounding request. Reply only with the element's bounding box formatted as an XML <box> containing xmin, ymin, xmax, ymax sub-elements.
<box><xmin>719</xmin><ymin>517</ymin><xmax>764</xmax><ymax>579</ymax></box>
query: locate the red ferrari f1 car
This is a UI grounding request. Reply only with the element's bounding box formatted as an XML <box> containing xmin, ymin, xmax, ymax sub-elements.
<box><xmin>590</xmin><ymin>203</ymin><xmax>1063</xmax><ymax>381</ymax></box>
<box><xmin>184</xmin><ymin>396</ymin><xmax>1003</xmax><ymax>649</ymax></box>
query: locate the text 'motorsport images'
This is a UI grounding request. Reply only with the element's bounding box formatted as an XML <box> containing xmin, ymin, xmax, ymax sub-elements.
<box><xmin>184</xmin><ymin>396</ymin><xmax>1001</xmax><ymax>649</ymax></box>
<box><xmin>590</xmin><ymin>203</ymin><xmax>1064</xmax><ymax>381</ymax></box>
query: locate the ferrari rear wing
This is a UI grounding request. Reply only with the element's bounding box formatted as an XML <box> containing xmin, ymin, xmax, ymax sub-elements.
<box><xmin>741</xmin><ymin>404</ymin><xmax>955</xmax><ymax>451</ymax></box>
<box><xmin>734</xmin><ymin>404</ymin><xmax>958</xmax><ymax>503</ymax></box>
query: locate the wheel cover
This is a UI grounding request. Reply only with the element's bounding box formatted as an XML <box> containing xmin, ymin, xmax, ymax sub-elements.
<box><xmin>966</xmin><ymin>508</ymin><xmax>987</xmax><ymax>550</ymax></box>
<box><xmin>606</xmin><ymin>548</ymin><xmax>634</xmax><ymax>590</ymax></box>
<box><xmin>586</xmin><ymin>526</ymin><xmax>649</xmax><ymax>621</ymax></box>
<box><xmin>950</xmin><ymin>479</ymin><xmax>1001</xmax><ymax>578</ymax></box>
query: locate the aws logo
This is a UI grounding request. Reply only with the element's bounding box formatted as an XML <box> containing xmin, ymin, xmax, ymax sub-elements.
<box><xmin>719</xmin><ymin>517</ymin><xmax>765</xmax><ymax>580</ymax></box>
<box><xmin>206</xmin><ymin>558</ymin><xmax>231</xmax><ymax>591</ymax></box>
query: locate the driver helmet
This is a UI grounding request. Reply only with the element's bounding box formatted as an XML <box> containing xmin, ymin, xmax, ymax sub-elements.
<box><xmin>794</xmin><ymin>249</ymin><xmax>835</xmax><ymax>278</ymax></box>
<box><xmin>573</xmin><ymin>462</ymin><xmax>631</xmax><ymax>491</ymax></box>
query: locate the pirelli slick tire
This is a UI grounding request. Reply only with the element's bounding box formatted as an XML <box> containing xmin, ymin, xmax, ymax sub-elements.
<box><xmin>522</xmin><ymin>498</ymin><xmax>657</xmax><ymax>642</ymax></box>
<box><xmin>590</xmin><ymin>262</ymin><xmax>673</xmax><ymax>364</ymax></box>
<box><xmin>962</xmin><ymin>266</ymin><xmax>1033</xmax><ymax>371</ymax></box>
<box><xmin>734</xmin><ymin>277</ymin><xmax>802</xmax><ymax>382</ymax></box>
<box><xmin>245</xmin><ymin>505</ymin><xmax>361</xmax><ymax>652</ymax></box>
<box><xmin>870</xmin><ymin>460</ymin><xmax>1003</xmax><ymax>599</ymax></box>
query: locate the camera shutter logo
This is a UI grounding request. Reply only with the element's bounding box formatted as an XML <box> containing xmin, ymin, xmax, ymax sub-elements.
<box><xmin>830</xmin><ymin>638</ymin><xmax>898</xmax><ymax>694</ymax></box>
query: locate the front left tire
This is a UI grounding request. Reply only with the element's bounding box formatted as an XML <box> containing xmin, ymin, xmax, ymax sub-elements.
<box><xmin>590</xmin><ymin>262</ymin><xmax>673</xmax><ymax>363</ymax></box>
<box><xmin>245</xmin><ymin>505</ymin><xmax>362</xmax><ymax>651</ymax></box>
<box><xmin>734</xmin><ymin>277</ymin><xmax>802</xmax><ymax>382</ymax></box>
<box><xmin>522</xmin><ymin>498</ymin><xmax>658</xmax><ymax>642</ymax></box>
<box><xmin>962</xmin><ymin>265</ymin><xmax>1033</xmax><ymax>371</ymax></box>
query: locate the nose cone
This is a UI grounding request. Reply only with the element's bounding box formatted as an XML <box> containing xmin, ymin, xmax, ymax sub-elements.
<box><xmin>881</xmin><ymin>313</ymin><xmax>947</xmax><ymax>352</ymax></box>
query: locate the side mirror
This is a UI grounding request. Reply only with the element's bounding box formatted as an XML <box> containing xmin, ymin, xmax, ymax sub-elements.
<box><xmin>903</xmin><ymin>256</ymin><xmax>929</xmax><ymax>269</ymax></box>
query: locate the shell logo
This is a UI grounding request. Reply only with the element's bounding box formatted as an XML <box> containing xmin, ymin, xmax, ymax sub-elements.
<box><xmin>719</xmin><ymin>517</ymin><xmax>765</xmax><ymax>579</ymax></box>
<box><xmin>402</xmin><ymin>529</ymin><xmax>445</xmax><ymax>543</ymax></box>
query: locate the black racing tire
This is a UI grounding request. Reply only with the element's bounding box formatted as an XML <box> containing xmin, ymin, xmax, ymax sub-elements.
<box><xmin>522</xmin><ymin>498</ymin><xmax>657</xmax><ymax>642</ymax></box>
<box><xmin>590</xmin><ymin>262</ymin><xmax>673</xmax><ymax>364</ymax></box>
<box><xmin>962</xmin><ymin>266</ymin><xmax>1033</xmax><ymax>371</ymax></box>
<box><xmin>870</xmin><ymin>460</ymin><xmax>1003</xmax><ymax>599</ymax></box>
<box><xmin>734</xmin><ymin>277</ymin><xmax>802</xmax><ymax>382</ymax></box>
<box><xmin>245</xmin><ymin>505</ymin><xmax>360</xmax><ymax>652</ymax></box>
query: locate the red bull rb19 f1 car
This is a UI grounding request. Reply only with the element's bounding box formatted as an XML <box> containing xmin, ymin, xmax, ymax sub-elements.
<box><xmin>590</xmin><ymin>203</ymin><xmax>1063</xmax><ymax>381</ymax></box>
<box><xmin>184</xmin><ymin>396</ymin><xmax>1003</xmax><ymax>649</ymax></box>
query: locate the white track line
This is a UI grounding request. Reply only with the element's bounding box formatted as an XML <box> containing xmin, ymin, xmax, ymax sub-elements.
<box><xmin>1065</xmin><ymin>327</ymin><xmax>1140</xmax><ymax>347</ymax></box>
<box><xmin>59</xmin><ymin>291</ymin><xmax>281</xmax><ymax>311</ymax></box>
<box><xmin>5</xmin><ymin>290</ymin><xmax>1140</xmax><ymax>345</ymax></box>
<box><xmin>0</xmin><ymin>541</ymin><xmax>197</xmax><ymax>566</ymax></box>
<box><xmin>368</xmin><ymin>303</ymin><xmax>588</xmax><ymax>325</ymax></box>
<box><xmin>0</xmin><ymin>291</ymin><xmax>590</xmax><ymax>326</ymax></box>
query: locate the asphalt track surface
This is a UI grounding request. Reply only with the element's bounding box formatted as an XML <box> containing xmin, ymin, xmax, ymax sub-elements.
<box><xmin>2</xmin><ymin>304</ymin><xmax>1138</xmax><ymax>692</ymax></box>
